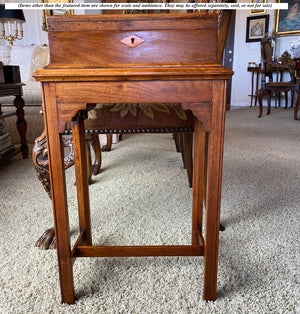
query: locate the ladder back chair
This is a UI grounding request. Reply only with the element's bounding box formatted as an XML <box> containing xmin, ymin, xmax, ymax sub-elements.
<box><xmin>257</xmin><ymin>36</ymin><xmax>300</xmax><ymax>118</ymax></box>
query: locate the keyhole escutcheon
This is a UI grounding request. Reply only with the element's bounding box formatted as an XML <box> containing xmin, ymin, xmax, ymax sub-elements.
<box><xmin>120</xmin><ymin>34</ymin><xmax>145</xmax><ymax>48</ymax></box>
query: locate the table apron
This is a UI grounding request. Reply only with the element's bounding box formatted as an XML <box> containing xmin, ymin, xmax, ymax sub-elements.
<box><xmin>44</xmin><ymin>79</ymin><xmax>227</xmax><ymax>133</ymax></box>
<box><xmin>55</xmin><ymin>80</ymin><xmax>215</xmax><ymax>104</ymax></box>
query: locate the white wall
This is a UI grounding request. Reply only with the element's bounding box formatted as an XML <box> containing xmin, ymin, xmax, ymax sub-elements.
<box><xmin>3</xmin><ymin>0</ymin><xmax>89</xmax><ymax>46</ymax></box>
<box><xmin>3</xmin><ymin>0</ymin><xmax>47</xmax><ymax>45</ymax></box>
<box><xmin>2</xmin><ymin>1</ymin><xmax>300</xmax><ymax>108</ymax></box>
<box><xmin>231</xmin><ymin>0</ymin><xmax>300</xmax><ymax>107</ymax></box>
<box><xmin>0</xmin><ymin>0</ymin><xmax>89</xmax><ymax>79</ymax></box>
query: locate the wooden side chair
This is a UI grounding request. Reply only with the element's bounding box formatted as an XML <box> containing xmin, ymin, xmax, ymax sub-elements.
<box><xmin>258</xmin><ymin>36</ymin><xmax>300</xmax><ymax>117</ymax></box>
<box><xmin>293</xmin><ymin>58</ymin><xmax>300</xmax><ymax>120</ymax></box>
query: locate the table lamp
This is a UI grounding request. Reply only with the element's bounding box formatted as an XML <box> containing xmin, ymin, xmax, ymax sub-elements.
<box><xmin>0</xmin><ymin>4</ymin><xmax>25</xmax><ymax>46</ymax></box>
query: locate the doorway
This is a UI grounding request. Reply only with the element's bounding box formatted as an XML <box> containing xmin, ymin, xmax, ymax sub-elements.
<box><xmin>222</xmin><ymin>11</ymin><xmax>236</xmax><ymax>110</ymax></box>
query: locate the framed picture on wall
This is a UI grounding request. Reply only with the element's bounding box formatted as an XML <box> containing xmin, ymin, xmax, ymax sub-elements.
<box><xmin>250</xmin><ymin>0</ymin><xmax>266</xmax><ymax>15</ymax></box>
<box><xmin>274</xmin><ymin>0</ymin><xmax>300</xmax><ymax>36</ymax></box>
<box><xmin>246</xmin><ymin>14</ymin><xmax>269</xmax><ymax>42</ymax></box>
<box><xmin>42</xmin><ymin>0</ymin><xmax>73</xmax><ymax>31</ymax></box>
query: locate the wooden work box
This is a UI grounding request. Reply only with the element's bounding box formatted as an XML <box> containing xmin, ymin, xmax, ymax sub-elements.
<box><xmin>34</xmin><ymin>13</ymin><xmax>233</xmax><ymax>304</ymax></box>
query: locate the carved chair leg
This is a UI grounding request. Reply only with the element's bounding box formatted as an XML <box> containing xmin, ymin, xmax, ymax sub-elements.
<box><xmin>173</xmin><ymin>133</ymin><xmax>181</xmax><ymax>152</ymax></box>
<box><xmin>294</xmin><ymin>91</ymin><xmax>300</xmax><ymax>120</ymax></box>
<box><xmin>182</xmin><ymin>132</ymin><xmax>193</xmax><ymax>188</ymax></box>
<box><xmin>275</xmin><ymin>91</ymin><xmax>279</xmax><ymax>108</ymax></box>
<box><xmin>32</xmin><ymin>130</ymin><xmax>53</xmax><ymax>199</ymax></box>
<box><xmin>178</xmin><ymin>133</ymin><xmax>186</xmax><ymax>169</ymax></box>
<box><xmin>174</xmin><ymin>132</ymin><xmax>193</xmax><ymax>188</ymax></box>
<box><xmin>102</xmin><ymin>134</ymin><xmax>112</xmax><ymax>151</ymax></box>
<box><xmin>86</xmin><ymin>138</ymin><xmax>92</xmax><ymax>185</ymax></box>
<box><xmin>90</xmin><ymin>134</ymin><xmax>102</xmax><ymax>175</ymax></box>
<box><xmin>33</xmin><ymin>130</ymin><xmax>97</xmax><ymax>250</ymax></box>
<box><xmin>32</xmin><ymin>131</ymin><xmax>61</xmax><ymax>250</ymax></box>
<box><xmin>267</xmin><ymin>91</ymin><xmax>272</xmax><ymax>115</ymax></box>
<box><xmin>257</xmin><ymin>89</ymin><xmax>263</xmax><ymax>117</ymax></box>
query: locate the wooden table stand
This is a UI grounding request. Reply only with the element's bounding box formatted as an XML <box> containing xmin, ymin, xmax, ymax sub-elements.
<box><xmin>34</xmin><ymin>13</ymin><xmax>233</xmax><ymax>304</ymax></box>
<box><xmin>0</xmin><ymin>83</ymin><xmax>28</xmax><ymax>160</ymax></box>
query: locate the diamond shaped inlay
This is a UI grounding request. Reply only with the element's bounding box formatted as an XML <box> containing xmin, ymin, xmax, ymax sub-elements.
<box><xmin>120</xmin><ymin>34</ymin><xmax>145</xmax><ymax>48</ymax></box>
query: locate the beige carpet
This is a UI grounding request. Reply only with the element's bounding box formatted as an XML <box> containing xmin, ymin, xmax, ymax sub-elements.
<box><xmin>0</xmin><ymin>107</ymin><xmax>299</xmax><ymax>313</ymax></box>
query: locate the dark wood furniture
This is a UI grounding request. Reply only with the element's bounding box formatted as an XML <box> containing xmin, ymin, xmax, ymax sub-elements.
<box><xmin>33</xmin><ymin>13</ymin><xmax>233</xmax><ymax>304</ymax></box>
<box><xmin>293</xmin><ymin>58</ymin><xmax>300</xmax><ymax>119</ymax></box>
<box><xmin>0</xmin><ymin>82</ymin><xmax>28</xmax><ymax>163</ymax></box>
<box><xmin>247</xmin><ymin>66</ymin><xmax>261</xmax><ymax>107</ymax></box>
<box><xmin>257</xmin><ymin>37</ymin><xmax>300</xmax><ymax>118</ymax></box>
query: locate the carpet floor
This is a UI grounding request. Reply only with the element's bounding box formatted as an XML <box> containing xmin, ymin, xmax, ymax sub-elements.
<box><xmin>0</xmin><ymin>107</ymin><xmax>299</xmax><ymax>313</ymax></box>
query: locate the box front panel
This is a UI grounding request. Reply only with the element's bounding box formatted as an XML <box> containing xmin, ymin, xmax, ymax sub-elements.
<box><xmin>49</xmin><ymin>28</ymin><xmax>217</xmax><ymax>65</ymax></box>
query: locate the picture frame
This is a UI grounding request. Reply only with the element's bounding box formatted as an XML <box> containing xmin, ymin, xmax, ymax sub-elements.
<box><xmin>274</xmin><ymin>0</ymin><xmax>300</xmax><ymax>36</ymax></box>
<box><xmin>42</xmin><ymin>0</ymin><xmax>73</xmax><ymax>31</ymax></box>
<box><xmin>246</xmin><ymin>14</ymin><xmax>269</xmax><ymax>42</ymax></box>
<box><xmin>250</xmin><ymin>0</ymin><xmax>267</xmax><ymax>15</ymax></box>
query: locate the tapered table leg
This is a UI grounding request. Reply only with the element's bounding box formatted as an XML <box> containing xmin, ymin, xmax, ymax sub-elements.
<box><xmin>191</xmin><ymin>120</ymin><xmax>205</xmax><ymax>245</ymax></box>
<box><xmin>72</xmin><ymin>111</ymin><xmax>92</xmax><ymax>246</ymax></box>
<box><xmin>203</xmin><ymin>81</ymin><xmax>227</xmax><ymax>301</ymax></box>
<box><xmin>43</xmin><ymin>83</ymin><xmax>75</xmax><ymax>304</ymax></box>
<box><xmin>183</xmin><ymin>132</ymin><xmax>193</xmax><ymax>188</ymax></box>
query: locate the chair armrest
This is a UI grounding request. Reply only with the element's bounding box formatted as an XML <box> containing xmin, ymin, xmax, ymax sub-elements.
<box><xmin>265</xmin><ymin>60</ymin><xmax>292</xmax><ymax>70</ymax></box>
<box><xmin>264</xmin><ymin>60</ymin><xmax>296</xmax><ymax>82</ymax></box>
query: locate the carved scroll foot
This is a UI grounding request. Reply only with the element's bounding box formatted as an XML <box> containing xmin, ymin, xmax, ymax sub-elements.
<box><xmin>35</xmin><ymin>227</ymin><xmax>56</xmax><ymax>250</ymax></box>
<box><xmin>91</xmin><ymin>164</ymin><xmax>101</xmax><ymax>176</ymax></box>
